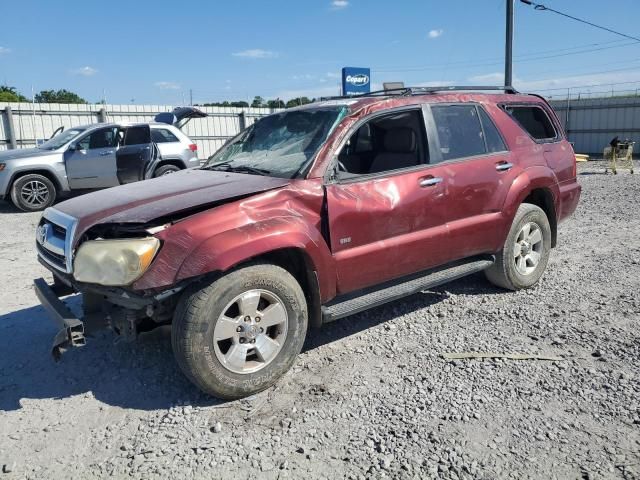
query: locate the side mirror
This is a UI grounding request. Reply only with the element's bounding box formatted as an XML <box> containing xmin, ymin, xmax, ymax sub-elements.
<box><xmin>68</xmin><ymin>143</ymin><xmax>77</xmax><ymax>151</ymax></box>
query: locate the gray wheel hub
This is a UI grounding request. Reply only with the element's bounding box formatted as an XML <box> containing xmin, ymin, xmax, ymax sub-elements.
<box><xmin>213</xmin><ymin>289</ymin><xmax>288</xmax><ymax>375</ymax></box>
<box><xmin>513</xmin><ymin>222</ymin><xmax>543</xmax><ymax>276</ymax></box>
<box><xmin>20</xmin><ymin>180</ymin><xmax>50</xmax><ymax>208</ymax></box>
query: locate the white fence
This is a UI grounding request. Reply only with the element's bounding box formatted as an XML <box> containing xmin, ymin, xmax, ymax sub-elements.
<box><xmin>0</xmin><ymin>103</ymin><xmax>278</xmax><ymax>159</ymax></box>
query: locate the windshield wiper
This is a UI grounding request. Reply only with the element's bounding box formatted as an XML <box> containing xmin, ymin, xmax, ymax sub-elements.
<box><xmin>201</xmin><ymin>162</ymin><xmax>271</xmax><ymax>176</ymax></box>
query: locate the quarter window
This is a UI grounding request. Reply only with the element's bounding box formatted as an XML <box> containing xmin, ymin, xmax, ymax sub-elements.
<box><xmin>504</xmin><ymin>105</ymin><xmax>557</xmax><ymax>141</ymax></box>
<box><xmin>151</xmin><ymin>128</ymin><xmax>180</xmax><ymax>143</ymax></box>
<box><xmin>432</xmin><ymin>105</ymin><xmax>485</xmax><ymax>161</ymax></box>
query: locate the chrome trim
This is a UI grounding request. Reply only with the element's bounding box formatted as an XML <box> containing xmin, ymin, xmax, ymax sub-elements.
<box><xmin>39</xmin><ymin>208</ymin><xmax>79</xmax><ymax>274</ymax></box>
<box><xmin>420</xmin><ymin>177</ymin><xmax>443</xmax><ymax>187</ymax></box>
<box><xmin>496</xmin><ymin>162</ymin><xmax>513</xmax><ymax>171</ymax></box>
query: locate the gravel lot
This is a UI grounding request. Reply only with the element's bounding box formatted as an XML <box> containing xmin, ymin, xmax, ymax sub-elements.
<box><xmin>0</xmin><ymin>161</ymin><xmax>639</xmax><ymax>480</ymax></box>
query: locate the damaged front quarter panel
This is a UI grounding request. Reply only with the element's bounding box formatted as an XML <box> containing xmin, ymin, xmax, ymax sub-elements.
<box><xmin>132</xmin><ymin>179</ymin><xmax>337</xmax><ymax>302</ymax></box>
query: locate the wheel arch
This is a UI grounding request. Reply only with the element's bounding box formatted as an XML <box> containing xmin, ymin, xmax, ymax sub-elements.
<box><xmin>154</xmin><ymin>159</ymin><xmax>186</xmax><ymax>173</ymax></box>
<box><xmin>522</xmin><ymin>188</ymin><xmax>557</xmax><ymax>247</ymax></box>
<box><xmin>7</xmin><ymin>169</ymin><xmax>62</xmax><ymax>196</ymax></box>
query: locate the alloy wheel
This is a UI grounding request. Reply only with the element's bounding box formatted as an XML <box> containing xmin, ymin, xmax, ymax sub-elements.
<box><xmin>513</xmin><ymin>222</ymin><xmax>543</xmax><ymax>276</ymax></box>
<box><xmin>20</xmin><ymin>180</ymin><xmax>50</xmax><ymax>208</ymax></box>
<box><xmin>213</xmin><ymin>289</ymin><xmax>288</xmax><ymax>374</ymax></box>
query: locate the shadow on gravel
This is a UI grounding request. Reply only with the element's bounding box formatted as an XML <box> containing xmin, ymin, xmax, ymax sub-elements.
<box><xmin>0</xmin><ymin>296</ymin><xmax>223</xmax><ymax>412</ymax></box>
<box><xmin>303</xmin><ymin>272</ymin><xmax>503</xmax><ymax>352</ymax></box>
<box><xmin>0</xmin><ymin>274</ymin><xmax>500</xmax><ymax>412</ymax></box>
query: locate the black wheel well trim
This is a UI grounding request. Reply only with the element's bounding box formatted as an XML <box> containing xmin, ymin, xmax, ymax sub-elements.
<box><xmin>227</xmin><ymin>247</ymin><xmax>323</xmax><ymax>329</ymax></box>
<box><xmin>523</xmin><ymin>187</ymin><xmax>557</xmax><ymax>248</ymax></box>
<box><xmin>7</xmin><ymin>169</ymin><xmax>62</xmax><ymax>196</ymax></box>
<box><xmin>155</xmin><ymin>159</ymin><xmax>186</xmax><ymax>171</ymax></box>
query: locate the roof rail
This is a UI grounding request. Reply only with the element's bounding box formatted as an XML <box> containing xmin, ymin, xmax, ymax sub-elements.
<box><xmin>319</xmin><ymin>85</ymin><xmax>519</xmax><ymax>102</ymax></box>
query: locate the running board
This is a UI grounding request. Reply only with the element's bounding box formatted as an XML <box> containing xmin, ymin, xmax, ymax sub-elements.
<box><xmin>322</xmin><ymin>257</ymin><xmax>494</xmax><ymax>323</ymax></box>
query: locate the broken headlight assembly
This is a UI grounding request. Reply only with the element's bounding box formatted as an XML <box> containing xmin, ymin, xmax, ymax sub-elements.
<box><xmin>73</xmin><ymin>237</ymin><xmax>160</xmax><ymax>286</ymax></box>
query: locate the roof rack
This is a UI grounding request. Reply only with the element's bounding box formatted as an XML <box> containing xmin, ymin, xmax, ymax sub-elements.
<box><xmin>319</xmin><ymin>85</ymin><xmax>519</xmax><ymax>101</ymax></box>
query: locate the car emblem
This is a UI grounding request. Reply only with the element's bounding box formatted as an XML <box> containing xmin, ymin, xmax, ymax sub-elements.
<box><xmin>36</xmin><ymin>224</ymin><xmax>50</xmax><ymax>246</ymax></box>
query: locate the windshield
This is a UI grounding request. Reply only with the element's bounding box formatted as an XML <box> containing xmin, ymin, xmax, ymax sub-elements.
<box><xmin>203</xmin><ymin>106</ymin><xmax>346</xmax><ymax>178</ymax></box>
<box><xmin>38</xmin><ymin>128</ymin><xmax>86</xmax><ymax>151</ymax></box>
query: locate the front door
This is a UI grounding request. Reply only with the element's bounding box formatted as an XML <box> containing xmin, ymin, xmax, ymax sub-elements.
<box><xmin>326</xmin><ymin>108</ymin><xmax>450</xmax><ymax>295</ymax></box>
<box><xmin>66</xmin><ymin>127</ymin><xmax>119</xmax><ymax>189</ymax></box>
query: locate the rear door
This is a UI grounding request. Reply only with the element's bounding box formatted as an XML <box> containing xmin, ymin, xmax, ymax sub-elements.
<box><xmin>325</xmin><ymin>107</ymin><xmax>451</xmax><ymax>294</ymax></box>
<box><xmin>116</xmin><ymin>125</ymin><xmax>155</xmax><ymax>184</ymax></box>
<box><xmin>427</xmin><ymin>103</ymin><xmax>517</xmax><ymax>259</ymax></box>
<box><xmin>66</xmin><ymin>127</ymin><xmax>119</xmax><ymax>188</ymax></box>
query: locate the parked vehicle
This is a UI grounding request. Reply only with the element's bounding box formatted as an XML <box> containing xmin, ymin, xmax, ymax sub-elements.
<box><xmin>34</xmin><ymin>86</ymin><xmax>581</xmax><ymax>399</ymax></box>
<box><xmin>0</xmin><ymin>107</ymin><xmax>205</xmax><ymax>212</ymax></box>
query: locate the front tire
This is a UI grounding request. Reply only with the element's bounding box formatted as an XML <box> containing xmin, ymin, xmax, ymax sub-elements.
<box><xmin>172</xmin><ymin>263</ymin><xmax>308</xmax><ymax>399</ymax></box>
<box><xmin>485</xmin><ymin>203</ymin><xmax>552</xmax><ymax>290</ymax></box>
<box><xmin>10</xmin><ymin>174</ymin><xmax>56</xmax><ymax>212</ymax></box>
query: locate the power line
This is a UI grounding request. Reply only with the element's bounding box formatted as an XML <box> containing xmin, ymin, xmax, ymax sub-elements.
<box><xmin>520</xmin><ymin>1</ymin><xmax>640</xmax><ymax>43</ymax></box>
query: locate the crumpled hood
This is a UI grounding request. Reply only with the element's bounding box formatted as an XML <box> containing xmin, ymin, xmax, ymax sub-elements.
<box><xmin>53</xmin><ymin>169</ymin><xmax>291</xmax><ymax>239</ymax></box>
<box><xmin>0</xmin><ymin>148</ymin><xmax>55</xmax><ymax>161</ymax></box>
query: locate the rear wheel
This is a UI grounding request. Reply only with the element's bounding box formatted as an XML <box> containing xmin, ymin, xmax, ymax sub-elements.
<box><xmin>172</xmin><ymin>263</ymin><xmax>308</xmax><ymax>399</ymax></box>
<box><xmin>153</xmin><ymin>164</ymin><xmax>181</xmax><ymax>177</ymax></box>
<box><xmin>10</xmin><ymin>174</ymin><xmax>56</xmax><ymax>212</ymax></box>
<box><xmin>485</xmin><ymin>203</ymin><xmax>551</xmax><ymax>290</ymax></box>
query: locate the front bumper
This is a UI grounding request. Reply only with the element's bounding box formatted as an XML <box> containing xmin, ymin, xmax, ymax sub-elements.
<box><xmin>34</xmin><ymin>278</ymin><xmax>89</xmax><ymax>360</ymax></box>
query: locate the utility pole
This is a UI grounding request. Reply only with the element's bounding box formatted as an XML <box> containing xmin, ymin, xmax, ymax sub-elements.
<box><xmin>505</xmin><ymin>0</ymin><xmax>514</xmax><ymax>87</ymax></box>
<box><xmin>189</xmin><ymin>89</ymin><xmax>193</xmax><ymax>106</ymax></box>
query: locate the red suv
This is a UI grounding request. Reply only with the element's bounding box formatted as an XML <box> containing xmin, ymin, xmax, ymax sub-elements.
<box><xmin>34</xmin><ymin>86</ymin><xmax>581</xmax><ymax>399</ymax></box>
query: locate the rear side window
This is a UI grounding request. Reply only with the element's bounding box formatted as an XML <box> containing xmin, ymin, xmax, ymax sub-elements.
<box><xmin>504</xmin><ymin>105</ymin><xmax>557</xmax><ymax>141</ymax></box>
<box><xmin>122</xmin><ymin>126</ymin><xmax>151</xmax><ymax>146</ymax></box>
<box><xmin>151</xmin><ymin>128</ymin><xmax>179</xmax><ymax>143</ymax></box>
<box><xmin>432</xmin><ymin>105</ymin><xmax>485</xmax><ymax>161</ymax></box>
<box><xmin>478</xmin><ymin>107</ymin><xmax>507</xmax><ymax>153</ymax></box>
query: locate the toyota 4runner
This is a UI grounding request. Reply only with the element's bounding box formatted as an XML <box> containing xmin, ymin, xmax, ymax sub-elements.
<box><xmin>34</xmin><ymin>86</ymin><xmax>581</xmax><ymax>399</ymax></box>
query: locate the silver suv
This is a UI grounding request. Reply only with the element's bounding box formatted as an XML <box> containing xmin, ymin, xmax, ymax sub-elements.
<box><xmin>0</xmin><ymin>107</ymin><xmax>205</xmax><ymax>211</ymax></box>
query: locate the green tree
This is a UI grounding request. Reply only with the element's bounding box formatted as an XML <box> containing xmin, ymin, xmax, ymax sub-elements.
<box><xmin>34</xmin><ymin>89</ymin><xmax>87</xmax><ymax>104</ymax></box>
<box><xmin>286</xmin><ymin>97</ymin><xmax>312</xmax><ymax>108</ymax></box>
<box><xmin>267</xmin><ymin>99</ymin><xmax>285</xmax><ymax>109</ymax></box>
<box><xmin>251</xmin><ymin>96</ymin><xmax>265</xmax><ymax>108</ymax></box>
<box><xmin>0</xmin><ymin>85</ymin><xmax>28</xmax><ymax>102</ymax></box>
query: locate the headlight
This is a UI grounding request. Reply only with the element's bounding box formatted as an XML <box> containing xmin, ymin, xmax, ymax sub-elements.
<box><xmin>73</xmin><ymin>237</ymin><xmax>160</xmax><ymax>286</ymax></box>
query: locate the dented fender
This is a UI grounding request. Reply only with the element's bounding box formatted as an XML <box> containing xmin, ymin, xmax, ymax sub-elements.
<box><xmin>133</xmin><ymin>179</ymin><xmax>337</xmax><ymax>302</ymax></box>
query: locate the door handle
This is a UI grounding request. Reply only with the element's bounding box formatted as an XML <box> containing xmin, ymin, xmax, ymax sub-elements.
<box><xmin>496</xmin><ymin>162</ymin><xmax>513</xmax><ymax>171</ymax></box>
<box><xmin>419</xmin><ymin>177</ymin><xmax>443</xmax><ymax>187</ymax></box>
<box><xmin>99</xmin><ymin>151</ymin><xmax>114</xmax><ymax>156</ymax></box>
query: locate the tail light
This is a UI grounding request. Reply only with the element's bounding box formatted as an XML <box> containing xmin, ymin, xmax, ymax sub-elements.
<box><xmin>189</xmin><ymin>144</ymin><xmax>198</xmax><ymax>152</ymax></box>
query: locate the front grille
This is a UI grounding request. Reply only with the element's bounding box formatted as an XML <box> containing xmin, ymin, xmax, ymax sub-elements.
<box><xmin>36</xmin><ymin>209</ymin><xmax>78</xmax><ymax>273</ymax></box>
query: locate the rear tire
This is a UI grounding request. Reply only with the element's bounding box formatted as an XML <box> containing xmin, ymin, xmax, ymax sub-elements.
<box><xmin>10</xmin><ymin>174</ymin><xmax>56</xmax><ymax>212</ymax></box>
<box><xmin>172</xmin><ymin>263</ymin><xmax>308</xmax><ymax>399</ymax></box>
<box><xmin>153</xmin><ymin>164</ymin><xmax>181</xmax><ymax>177</ymax></box>
<box><xmin>485</xmin><ymin>203</ymin><xmax>552</xmax><ymax>291</ymax></box>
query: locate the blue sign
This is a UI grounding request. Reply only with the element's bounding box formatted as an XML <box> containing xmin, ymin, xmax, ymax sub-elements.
<box><xmin>342</xmin><ymin>67</ymin><xmax>371</xmax><ymax>95</ymax></box>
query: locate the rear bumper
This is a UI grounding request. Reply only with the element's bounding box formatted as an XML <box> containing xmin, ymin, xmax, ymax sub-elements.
<box><xmin>558</xmin><ymin>180</ymin><xmax>581</xmax><ymax>222</ymax></box>
<box><xmin>34</xmin><ymin>278</ymin><xmax>88</xmax><ymax>360</ymax></box>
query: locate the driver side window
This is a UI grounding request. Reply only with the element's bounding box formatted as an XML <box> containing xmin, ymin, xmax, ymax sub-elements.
<box><xmin>337</xmin><ymin>109</ymin><xmax>428</xmax><ymax>178</ymax></box>
<box><xmin>77</xmin><ymin>127</ymin><xmax>118</xmax><ymax>150</ymax></box>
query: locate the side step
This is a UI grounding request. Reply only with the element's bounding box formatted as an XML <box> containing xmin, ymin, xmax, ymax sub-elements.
<box><xmin>321</xmin><ymin>257</ymin><xmax>494</xmax><ymax>323</ymax></box>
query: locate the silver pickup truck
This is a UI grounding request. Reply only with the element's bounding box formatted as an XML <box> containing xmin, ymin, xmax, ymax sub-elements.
<box><xmin>0</xmin><ymin>107</ymin><xmax>206</xmax><ymax>211</ymax></box>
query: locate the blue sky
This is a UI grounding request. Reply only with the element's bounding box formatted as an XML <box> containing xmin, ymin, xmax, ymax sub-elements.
<box><xmin>2</xmin><ymin>0</ymin><xmax>640</xmax><ymax>104</ymax></box>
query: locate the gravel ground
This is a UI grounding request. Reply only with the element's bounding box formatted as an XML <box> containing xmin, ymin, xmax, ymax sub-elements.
<box><xmin>0</xmin><ymin>161</ymin><xmax>639</xmax><ymax>480</ymax></box>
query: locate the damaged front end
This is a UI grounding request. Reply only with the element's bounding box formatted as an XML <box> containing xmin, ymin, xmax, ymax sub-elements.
<box><xmin>34</xmin><ymin>208</ymin><xmax>190</xmax><ymax>360</ymax></box>
<box><xmin>34</xmin><ymin>269</ymin><xmax>187</xmax><ymax>360</ymax></box>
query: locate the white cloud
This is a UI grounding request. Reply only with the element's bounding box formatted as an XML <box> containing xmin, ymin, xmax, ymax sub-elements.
<box><xmin>154</xmin><ymin>81</ymin><xmax>181</xmax><ymax>90</ymax></box>
<box><xmin>71</xmin><ymin>66</ymin><xmax>97</xmax><ymax>76</ymax></box>
<box><xmin>0</xmin><ymin>46</ymin><xmax>11</xmax><ymax>55</ymax></box>
<box><xmin>331</xmin><ymin>0</ymin><xmax>349</xmax><ymax>9</ymax></box>
<box><xmin>428</xmin><ymin>29</ymin><xmax>444</xmax><ymax>39</ymax></box>
<box><xmin>232</xmin><ymin>49</ymin><xmax>278</xmax><ymax>59</ymax></box>
<box><xmin>468</xmin><ymin>72</ymin><xmax>506</xmax><ymax>84</ymax></box>
<box><xmin>326</xmin><ymin>72</ymin><xmax>340</xmax><ymax>79</ymax></box>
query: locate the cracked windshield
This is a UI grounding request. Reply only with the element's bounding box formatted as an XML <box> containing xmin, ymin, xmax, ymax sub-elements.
<box><xmin>203</xmin><ymin>106</ymin><xmax>346</xmax><ymax>178</ymax></box>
